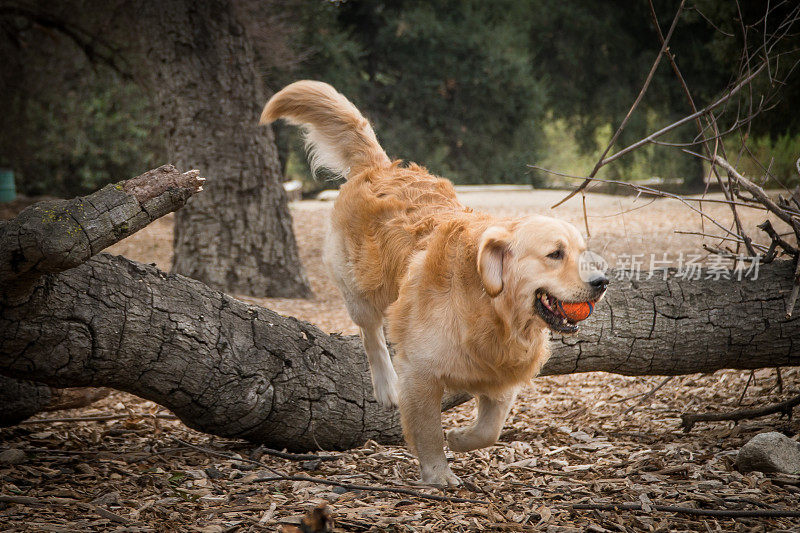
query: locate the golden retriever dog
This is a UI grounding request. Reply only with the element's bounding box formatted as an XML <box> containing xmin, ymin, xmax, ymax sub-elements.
<box><xmin>261</xmin><ymin>81</ymin><xmax>608</xmax><ymax>487</ymax></box>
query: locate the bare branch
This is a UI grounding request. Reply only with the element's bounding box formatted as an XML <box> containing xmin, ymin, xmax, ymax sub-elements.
<box><xmin>680</xmin><ymin>391</ymin><xmax>800</xmax><ymax>431</ymax></box>
<box><xmin>713</xmin><ymin>156</ymin><xmax>797</xmax><ymax>227</ymax></box>
<box><xmin>551</xmin><ymin>0</ymin><xmax>686</xmax><ymax>208</ymax></box>
<box><xmin>0</xmin><ymin>165</ymin><xmax>205</xmax><ymax>290</ymax></box>
<box><xmin>601</xmin><ymin>64</ymin><xmax>767</xmax><ymax>168</ymax></box>
<box><xmin>569</xmin><ymin>501</ymin><xmax>800</xmax><ymax>519</ymax></box>
<box><xmin>554</xmin><ymin>62</ymin><xmax>767</xmax><ymax>208</ymax></box>
<box><xmin>532</xmin><ymin>166</ymin><xmax>756</xmax><ymax>241</ymax></box>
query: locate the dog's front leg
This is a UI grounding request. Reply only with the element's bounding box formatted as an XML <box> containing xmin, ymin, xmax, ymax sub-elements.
<box><xmin>446</xmin><ymin>388</ymin><xmax>517</xmax><ymax>452</ymax></box>
<box><xmin>397</xmin><ymin>367</ymin><xmax>460</xmax><ymax>487</ymax></box>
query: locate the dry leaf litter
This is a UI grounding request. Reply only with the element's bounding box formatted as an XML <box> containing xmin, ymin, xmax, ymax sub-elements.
<box><xmin>1</xmin><ymin>189</ymin><xmax>798</xmax><ymax>532</ymax></box>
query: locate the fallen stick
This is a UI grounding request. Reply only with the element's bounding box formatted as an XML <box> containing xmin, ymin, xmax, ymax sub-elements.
<box><xmin>680</xmin><ymin>392</ymin><xmax>800</xmax><ymax>431</ymax></box>
<box><xmin>21</xmin><ymin>413</ymin><xmax>178</xmax><ymax>424</ymax></box>
<box><xmin>569</xmin><ymin>501</ymin><xmax>800</xmax><ymax>519</ymax></box>
<box><xmin>248</xmin><ymin>444</ymin><xmax>340</xmax><ymax>463</ymax></box>
<box><xmin>622</xmin><ymin>376</ymin><xmax>674</xmax><ymax>415</ymax></box>
<box><xmin>0</xmin><ymin>494</ymin><xmax>131</xmax><ymax>524</ymax></box>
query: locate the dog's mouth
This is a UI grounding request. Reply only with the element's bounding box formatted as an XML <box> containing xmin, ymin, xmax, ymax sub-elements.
<box><xmin>533</xmin><ymin>289</ymin><xmax>582</xmax><ymax>334</ymax></box>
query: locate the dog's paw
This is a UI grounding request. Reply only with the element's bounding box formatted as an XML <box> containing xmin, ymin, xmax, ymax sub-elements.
<box><xmin>372</xmin><ymin>381</ymin><xmax>399</xmax><ymax>408</ymax></box>
<box><xmin>446</xmin><ymin>427</ymin><xmax>493</xmax><ymax>453</ymax></box>
<box><xmin>417</xmin><ymin>468</ymin><xmax>462</xmax><ymax>488</ymax></box>
<box><xmin>445</xmin><ymin>427</ymin><xmax>473</xmax><ymax>453</ymax></box>
<box><xmin>371</xmin><ymin>369</ymin><xmax>399</xmax><ymax>408</ymax></box>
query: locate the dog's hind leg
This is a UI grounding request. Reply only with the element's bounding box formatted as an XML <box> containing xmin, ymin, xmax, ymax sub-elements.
<box><xmin>446</xmin><ymin>389</ymin><xmax>517</xmax><ymax>452</ymax></box>
<box><xmin>360</xmin><ymin>319</ymin><xmax>399</xmax><ymax>407</ymax></box>
<box><xmin>324</xmin><ymin>228</ymin><xmax>398</xmax><ymax>407</ymax></box>
<box><xmin>336</xmin><ymin>290</ymin><xmax>399</xmax><ymax>407</ymax></box>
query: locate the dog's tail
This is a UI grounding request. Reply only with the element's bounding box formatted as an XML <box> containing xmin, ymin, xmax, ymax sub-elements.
<box><xmin>261</xmin><ymin>81</ymin><xmax>390</xmax><ymax>178</ymax></box>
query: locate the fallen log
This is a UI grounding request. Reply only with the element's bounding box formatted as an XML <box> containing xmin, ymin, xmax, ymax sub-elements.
<box><xmin>1</xmin><ymin>168</ymin><xmax>798</xmax><ymax>450</ymax></box>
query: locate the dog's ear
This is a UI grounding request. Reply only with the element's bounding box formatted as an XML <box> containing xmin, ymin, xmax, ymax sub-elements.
<box><xmin>477</xmin><ymin>226</ymin><xmax>511</xmax><ymax>297</ymax></box>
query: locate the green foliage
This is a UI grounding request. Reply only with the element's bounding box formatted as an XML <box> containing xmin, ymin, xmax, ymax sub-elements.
<box><xmin>0</xmin><ymin>11</ymin><xmax>164</xmax><ymax>198</ymax></box>
<box><xmin>7</xmin><ymin>76</ymin><xmax>162</xmax><ymax>197</ymax></box>
<box><xmin>727</xmin><ymin>132</ymin><xmax>800</xmax><ymax>188</ymax></box>
<box><xmin>281</xmin><ymin>0</ymin><xmax>547</xmax><ymax>185</ymax></box>
<box><xmin>272</xmin><ymin>0</ymin><xmax>797</xmax><ymax>190</ymax></box>
<box><xmin>1</xmin><ymin>0</ymin><xmax>797</xmax><ymax>197</ymax></box>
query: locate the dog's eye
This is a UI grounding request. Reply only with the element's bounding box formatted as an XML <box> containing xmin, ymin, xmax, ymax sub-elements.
<box><xmin>547</xmin><ymin>249</ymin><xmax>563</xmax><ymax>260</ymax></box>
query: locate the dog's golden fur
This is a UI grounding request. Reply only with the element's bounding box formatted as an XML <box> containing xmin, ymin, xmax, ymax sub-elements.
<box><xmin>262</xmin><ymin>81</ymin><xmax>605</xmax><ymax>486</ymax></box>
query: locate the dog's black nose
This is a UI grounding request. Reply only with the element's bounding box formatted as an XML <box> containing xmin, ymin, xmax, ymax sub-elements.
<box><xmin>589</xmin><ymin>275</ymin><xmax>609</xmax><ymax>290</ymax></box>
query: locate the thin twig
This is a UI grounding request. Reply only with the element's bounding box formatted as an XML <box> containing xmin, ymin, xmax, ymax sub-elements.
<box><xmin>674</xmin><ymin>230</ymin><xmax>769</xmax><ymax>252</ymax></box>
<box><xmin>688</xmin><ymin>5</ymin><xmax>735</xmax><ymax>37</ymax></box>
<box><xmin>530</xmin><ymin>166</ymin><xmax>769</xmax><ymax>210</ymax></box>
<box><xmin>19</xmin><ymin>446</ymin><xmax>191</xmax><ymax>457</ymax></box>
<box><xmin>534</xmin><ymin>168</ymin><xmax>747</xmax><ymax>240</ymax></box>
<box><xmin>712</xmin><ymin>156</ymin><xmax>798</xmax><ymax>227</ymax></box>
<box><xmin>680</xmin><ymin>391</ymin><xmax>800</xmax><ymax>431</ymax></box>
<box><xmin>23</xmin><ymin>415</ymin><xmax>339</xmax><ymax>462</ymax></box>
<box><xmin>21</xmin><ymin>413</ymin><xmax>178</xmax><ymax>424</ymax></box>
<box><xmin>0</xmin><ymin>495</ymin><xmax>132</xmax><ymax>524</ymax></box>
<box><xmin>738</xmin><ymin>371</ymin><xmax>755</xmax><ymax>405</ymax></box>
<box><xmin>648</xmin><ymin>12</ymin><xmax>758</xmax><ymax>258</ymax></box>
<box><xmin>554</xmin><ymin>62</ymin><xmax>767</xmax><ymax>207</ymax></box>
<box><xmin>757</xmin><ymin>220</ymin><xmax>798</xmax><ymax>260</ymax></box>
<box><xmin>249</xmin><ymin>444</ymin><xmax>339</xmax><ymax>462</ymax></box>
<box><xmin>622</xmin><ymin>377</ymin><xmax>674</xmax><ymax>415</ymax></box>
<box><xmin>705</xmin><ymin>156</ymin><xmax>800</xmax><ymax>273</ymax></box>
<box><xmin>601</xmin><ymin>63</ymin><xmax>763</xmax><ymax>167</ymax></box>
<box><xmin>171</xmin><ymin>438</ymin><xmax>486</xmax><ymax>505</ymax></box>
<box><xmin>568</xmin><ymin>501</ymin><xmax>800</xmax><ymax>518</ymax></box>
<box><xmin>552</xmin><ymin>0</ymin><xmax>686</xmax><ymax>208</ymax></box>
<box><xmin>254</xmin><ymin>474</ymin><xmax>487</xmax><ymax>504</ymax></box>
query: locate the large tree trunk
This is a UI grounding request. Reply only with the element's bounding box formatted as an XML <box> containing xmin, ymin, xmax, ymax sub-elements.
<box><xmin>134</xmin><ymin>0</ymin><xmax>311</xmax><ymax>298</ymax></box>
<box><xmin>1</xmin><ymin>170</ymin><xmax>798</xmax><ymax>450</ymax></box>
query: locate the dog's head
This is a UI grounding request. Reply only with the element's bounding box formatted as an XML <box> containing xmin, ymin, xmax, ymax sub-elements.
<box><xmin>477</xmin><ymin>215</ymin><xmax>607</xmax><ymax>334</ymax></box>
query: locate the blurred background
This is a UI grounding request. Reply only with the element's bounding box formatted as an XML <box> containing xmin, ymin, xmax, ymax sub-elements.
<box><xmin>1</xmin><ymin>0</ymin><xmax>798</xmax><ymax>199</ymax></box>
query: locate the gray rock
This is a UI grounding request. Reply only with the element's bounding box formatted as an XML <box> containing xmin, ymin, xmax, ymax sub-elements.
<box><xmin>736</xmin><ymin>432</ymin><xmax>800</xmax><ymax>474</ymax></box>
<box><xmin>0</xmin><ymin>448</ymin><xmax>26</xmax><ymax>464</ymax></box>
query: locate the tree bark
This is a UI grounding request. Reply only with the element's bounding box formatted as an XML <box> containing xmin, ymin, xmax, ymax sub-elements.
<box><xmin>2</xmin><ymin>171</ymin><xmax>798</xmax><ymax>450</ymax></box>
<box><xmin>545</xmin><ymin>264</ymin><xmax>800</xmax><ymax>376</ymax></box>
<box><xmin>133</xmin><ymin>0</ymin><xmax>311</xmax><ymax>298</ymax></box>
<box><xmin>0</xmin><ymin>376</ymin><xmax>51</xmax><ymax>427</ymax></box>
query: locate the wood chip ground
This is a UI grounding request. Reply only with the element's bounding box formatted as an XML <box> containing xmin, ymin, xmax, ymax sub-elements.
<box><xmin>2</xmin><ymin>190</ymin><xmax>798</xmax><ymax>531</ymax></box>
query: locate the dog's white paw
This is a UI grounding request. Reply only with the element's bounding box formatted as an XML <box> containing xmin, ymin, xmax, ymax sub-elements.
<box><xmin>371</xmin><ymin>369</ymin><xmax>399</xmax><ymax>408</ymax></box>
<box><xmin>446</xmin><ymin>427</ymin><xmax>495</xmax><ymax>453</ymax></box>
<box><xmin>446</xmin><ymin>428</ymin><xmax>473</xmax><ymax>453</ymax></box>
<box><xmin>417</xmin><ymin>467</ymin><xmax>462</xmax><ymax>488</ymax></box>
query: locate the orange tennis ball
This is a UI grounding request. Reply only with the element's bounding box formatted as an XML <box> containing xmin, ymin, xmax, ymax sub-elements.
<box><xmin>557</xmin><ymin>301</ymin><xmax>594</xmax><ymax>322</ymax></box>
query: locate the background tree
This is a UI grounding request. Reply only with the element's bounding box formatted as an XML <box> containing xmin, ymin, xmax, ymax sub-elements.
<box><xmin>131</xmin><ymin>0</ymin><xmax>310</xmax><ymax>297</ymax></box>
<box><xmin>0</xmin><ymin>4</ymin><xmax>163</xmax><ymax>197</ymax></box>
<box><xmin>0</xmin><ymin>0</ymin><xmax>311</xmax><ymax>298</ymax></box>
